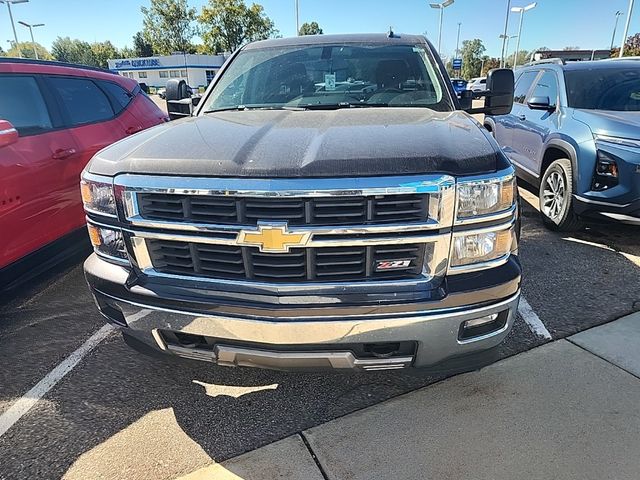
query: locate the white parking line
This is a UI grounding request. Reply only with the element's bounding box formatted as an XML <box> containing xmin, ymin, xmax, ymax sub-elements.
<box><xmin>0</xmin><ymin>324</ymin><xmax>115</xmax><ymax>438</ymax></box>
<box><xmin>518</xmin><ymin>296</ymin><xmax>552</xmax><ymax>340</ymax></box>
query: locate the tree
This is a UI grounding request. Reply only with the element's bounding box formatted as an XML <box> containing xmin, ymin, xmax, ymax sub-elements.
<box><xmin>7</xmin><ymin>41</ymin><xmax>52</xmax><ymax>60</ymax></box>
<box><xmin>52</xmin><ymin>36</ymin><xmax>97</xmax><ymax>66</ymax></box>
<box><xmin>120</xmin><ymin>46</ymin><xmax>135</xmax><ymax>58</ymax></box>
<box><xmin>460</xmin><ymin>39</ymin><xmax>486</xmax><ymax>80</ymax></box>
<box><xmin>299</xmin><ymin>21</ymin><xmax>322</xmax><ymax>36</ymax></box>
<box><xmin>198</xmin><ymin>0</ymin><xmax>277</xmax><ymax>53</ymax></box>
<box><xmin>141</xmin><ymin>0</ymin><xmax>197</xmax><ymax>55</ymax></box>
<box><xmin>0</xmin><ymin>45</ymin><xmax>5</xmax><ymax>56</ymax></box>
<box><xmin>133</xmin><ymin>31</ymin><xmax>154</xmax><ymax>57</ymax></box>
<box><xmin>612</xmin><ymin>33</ymin><xmax>640</xmax><ymax>57</ymax></box>
<box><xmin>505</xmin><ymin>49</ymin><xmax>530</xmax><ymax>68</ymax></box>
<box><xmin>90</xmin><ymin>41</ymin><xmax>119</xmax><ymax>68</ymax></box>
<box><xmin>481</xmin><ymin>57</ymin><xmax>500</xmax><ymax>76</ymax></box>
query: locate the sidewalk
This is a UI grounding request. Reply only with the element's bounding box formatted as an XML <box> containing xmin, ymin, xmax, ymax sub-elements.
<box><xmin>179</xmin><ymin>311</ymin><xmax>640</xmax><ymax>480</ymax></box>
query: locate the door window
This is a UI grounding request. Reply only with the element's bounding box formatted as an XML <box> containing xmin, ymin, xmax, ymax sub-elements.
<box><xmin>48</xmin><ymin>77</ymin><xmax>114</xmax><ymax>126</ymax></box>
<box><xmin>98</xmin><ymin>80</ymin><xmax>133</xmax><ymax>114</ymax></box>
<box><xmin>0</xmin><ymin>75</ymin><xmax>52</xmax><ymax>135</ymax></box>
<box><xmin>531</xmin><ymin>71</ymin><xmax>558</xmax><ymax>106</ymax></box>
<box><xmin>513</xmin><ymin>71</ymin><xmax>539</xmax><ymax>104</ymax></box>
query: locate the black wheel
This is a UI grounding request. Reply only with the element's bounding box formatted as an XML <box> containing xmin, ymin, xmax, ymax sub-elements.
<box><xmin>539</xmin><ymin>158</ymin><xmax>583</xmax><ymax>231</ymax></box>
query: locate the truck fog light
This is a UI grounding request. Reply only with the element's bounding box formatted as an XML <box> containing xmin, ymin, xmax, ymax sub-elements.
<box><xmin>463</xmin><ymin>314</ymin><xmax>498</xmax><ymax>329</ymax></box>
<box><xmin>450</xmin><ymin>226</ymin><xmax>514</xmax><ymax>267</ymax></box>
<box><xmin>87</xmin><ymin>224</ymin><xmax>128</xmax><ymax>262</ymax></box>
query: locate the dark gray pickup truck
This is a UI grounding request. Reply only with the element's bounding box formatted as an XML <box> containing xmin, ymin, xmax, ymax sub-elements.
<box><xmin>81</xmin><ymin>33</ymin><xmax>521</xmax><ymax>372</ymax></box>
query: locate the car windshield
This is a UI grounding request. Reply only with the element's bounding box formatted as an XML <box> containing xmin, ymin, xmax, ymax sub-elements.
<box><xmin>202</xmin><ymin>43</ymin><xmax>453</xmax><ymax>113</ymax></box>
<box><xmin>564</xmin><ymin>67</ymin><xmax>640</xmax><ymax>111</ymax></box>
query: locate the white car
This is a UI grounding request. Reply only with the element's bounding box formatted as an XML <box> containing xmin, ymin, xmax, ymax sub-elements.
<box><xmin>467</xmin><ymin>76</ymin><xmax>487</xmax><ymax>92</ymax></box>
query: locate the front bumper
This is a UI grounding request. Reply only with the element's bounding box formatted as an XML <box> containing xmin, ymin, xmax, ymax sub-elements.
<box><xmin>573</xmin><ymin>195</ymin><xmax>640</xmax><ymax>225</ymax></box>
<box><xmin>85</xmin><ymin>254</ymin><xmax>521</xmax><ymax>371</ymax></box>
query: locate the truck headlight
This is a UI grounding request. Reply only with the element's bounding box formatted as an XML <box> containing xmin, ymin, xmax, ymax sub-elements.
<box><xmin>80</xmin><ymin>173</ymin><xmax>117</xmax><ymax>217</ymax></box>
<box><xmin>457</xmin><ymin>175</ymin><xmax>515</xmax><ymax>219</ymax></box>
<box><xmin>87</xmin><ymin>224</ymin><xmax>129</xmax><ymax>263</ymax></box>
<box><xmin>450</xmin><ymin>225</ymin><xmax>515</xmax><ymax>268</ymax></box>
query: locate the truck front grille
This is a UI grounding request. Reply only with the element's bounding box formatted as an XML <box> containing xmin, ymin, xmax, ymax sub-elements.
<box><xmin>146</xmin><ymin>239</ymin><xmax>427</xmax><ymax>282</ymax></box>
<box><xmin>138</xmin><ymin>193</ymin><xmax>428</xmax><ymax>226</ymax></box>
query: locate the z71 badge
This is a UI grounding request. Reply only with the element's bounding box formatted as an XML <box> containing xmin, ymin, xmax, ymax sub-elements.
<box><xmin>375</xmin><ymin>259</ymin><xmax>412</xmax><ymax>271</ymax></box>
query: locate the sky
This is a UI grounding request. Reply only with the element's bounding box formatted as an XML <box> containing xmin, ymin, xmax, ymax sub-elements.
<box><xmin>2</xmin><ymin>0</ymin><xmax>639</xmax><ymax>59</ymax></box>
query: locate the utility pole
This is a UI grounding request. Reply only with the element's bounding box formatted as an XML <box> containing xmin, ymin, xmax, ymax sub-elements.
<box><xmin>429</xmin><ymin>1</ymin><xmax>454</xmax><ymax>57</ymax></box>
<box><xmin>295</xmin><ymin>0</ymin><xmax>300</xmax><ymax>36</ymax></box>
<box><xmin>455</xmin><ymin>22</ymin><xmax>461</xmax><ymax>59</ymax></box>
<box><xmin>0</xmin><ymin>0</ymin><xmax>28</xmax><ymax>59</ymax></box>
<box><xmin>620</xmin><ymin>0</ymin><xmax>635</xmax><ymax>57</ymax></box>
<box><xmin>611</xmin><ymin>10</ymin><xmax>622</xmax><ymax>51</ymax></box>
<box><xmin>18</xmin><ymin>20</ymin><xmax>43</xmax><ymax>60</ymax></box>
<box><xmin>499</xmin><ymin>0</ymin><xmax>512</xmax><ymax>68</ymax></box>
<box><xmin>511</xmin><ymin>3</ymin><xmax>536</xmax><ymax>70</ymax></box>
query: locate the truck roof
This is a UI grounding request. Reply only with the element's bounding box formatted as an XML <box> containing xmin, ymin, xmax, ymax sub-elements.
<box><xmin>244</xmin><ymin>33</ymin><xmax>428</xmax><ymax>50</ymax></box>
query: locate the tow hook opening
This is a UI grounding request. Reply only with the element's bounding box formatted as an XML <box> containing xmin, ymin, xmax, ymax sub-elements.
<box><xmin>364</xmin><ymin>342</ymin><xmax>402</xmax><ymax>358</ymax></box>
<box><xmin>458</xmin><ymin>310</ymin><xmax>509</xmax><ymax>341</ymax></box>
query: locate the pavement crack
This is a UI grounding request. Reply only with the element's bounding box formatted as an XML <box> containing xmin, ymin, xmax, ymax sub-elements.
<box><xmin>299</xmin><ymin>432</ymin><xmax>330</xmax><ymax>480</ymax></box>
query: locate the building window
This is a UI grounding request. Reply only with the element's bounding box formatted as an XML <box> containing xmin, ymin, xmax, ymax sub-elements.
<box><xmin>180</xmin><ymin>69</ymin><xmax>187</xmax><ymax>77</ymax></box>
<box><xmin>159</xmin><ymin>71</ymin><xmax>168</xmax><ymax>78</ymax></box>
<box><xmin>138</xmin><ymin>71</ymin><xmax>147</xmax><ymax>79</ymax></box>
<box><xmin>206</xmin><ymin>70</ymin><xmax>216</xmax><ymax>84</ymax></box>
<box><xmin>170</xmin><ymin>70</ymin><xmax>180</xmax><ymax>78</ymax></box>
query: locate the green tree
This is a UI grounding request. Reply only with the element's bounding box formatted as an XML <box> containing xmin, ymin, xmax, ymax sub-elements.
<box><xmin>460</xmin><ymin>39</ymin><xmax>486</xmax><ymax>80</ymax></box>
<box><xmin>505</xmin><ymin>49</ymin><xmax>530</xmax><ymax>68</ymax></box>
<box><xmin>120</xmin><ymin>45</ymin><xmax>135</xmax><ymax>58</ymax></box>
<box><xmin>52</xmin><ymin>36</ymin><xmax>97</xmax><ymax>65</ymax></box>
<box><xmin>91</xmin><ymin>41</ymin><xmax>119</xmax><ymax>68</ymax></box>
<box><xmin>0</xmin><ymin>45</ymin><xmax>5</xmax><ymax>56</ymax></box>
<box><xmin>299</xmin><ymin>21</ymin><xmax>322</xmax><ymax>35</ymax></box>
<box><xmin>612</xmin><ymin>33</ymin><xmax>640</xmax><ymax>57</ymax></box>
<box><xmin>481</xmin><ymin>57</ymin><xmax>500</xmax><ymax>76</ymax></box>
<box><xmin>141</xmin><ymin>0</ymin><xmax>197</xmax><ymax>55</ymax></box>
<box><xmin>133</xmin><ymin>31</ymin><xmax>154</xmax><ymax>57</ymax></box>
<box><xmin>198</xmin><ymin>0</ymin><xmax>277</xmax><ymax>53</ymax></box>
<box><xmin>7</xmin><ymin>41</ymin><xmax>52</xmax><ymax>60</ymax></box>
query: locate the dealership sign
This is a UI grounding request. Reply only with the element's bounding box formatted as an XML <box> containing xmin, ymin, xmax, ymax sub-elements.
<box><xmin>114</xmin><ymin>58</ymin><xmax>161</xmax><ymax>69</ymax></box>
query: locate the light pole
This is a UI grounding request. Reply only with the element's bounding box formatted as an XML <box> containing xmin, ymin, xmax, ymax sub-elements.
<box><xmin>429</xmin><ymin>0</ymin><xmax>454</xmax><ymax>57</ymax></box>
<box><xmin>295</xmin><ymin>0</ymin><xmax>300</xmax><ymax>35</ymax></box>
<box><xmin>620</xmin><ymin>0</ymin><xmax>635</xmax><ymax>57</ymax></box>
<box><xmin>0</xmin><ymin>0</ymin><xmax>28</xmax><ymax>59</ymax></box>
<box><xmin>17</xmin><ymin>20</ymin><xmax>43</xmax><ymax>60</ymax></box>
<box><xmin>455</xmin><ymin>22</ymin><xmax>462</xmax><ymax>59</ymax></box>
<box><xmin>611</xmin><ymin>10</ymin><xmax>622</xmax><ymax>50</ymax></box>
<box><xmin>499</xmin><ymin>0</ymin><xmax>512</xmax><ymax>68</ymax></box>
<box><xmin>511</xmin><ymin>2</ymin><xmax>536</xmax><ymax>69</ymax></box>
<box><xmin>499</xmin><ymin>34</ymin><xmax>517</xmax><ymax>67</ymax></box>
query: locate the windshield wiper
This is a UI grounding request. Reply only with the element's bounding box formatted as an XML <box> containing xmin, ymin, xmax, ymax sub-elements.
<box><xmin>297</xmin><ymin>102</ymin><xmax>390</xmax><ymax>110</ymax></box>
<box><xmin>202</xmin><ymin>105</ymin><xmax>306</xmax><ymax>113</ymax></box>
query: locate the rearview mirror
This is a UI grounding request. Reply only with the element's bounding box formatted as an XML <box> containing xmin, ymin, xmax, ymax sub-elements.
<box><xmin>166</xmin><ymin>79</ymin><xmax>200</xmax><ymax>121</ymax></box>
<box><xmin>527</xmin><ymin>96</ymin><xmax>553</xmax><ymax>111</ymax></box>
<box><xmin>463</xmin><ymin>68</ymin><xmax>514</xmax><ymax>116</ymax></box>
<box><xmin>0</xmin><ymin>120</ymin><xmax>19</xmax><ymax>148</ymax></box>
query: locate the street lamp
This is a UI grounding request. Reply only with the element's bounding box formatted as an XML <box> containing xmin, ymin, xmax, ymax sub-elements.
<box><xmin>295</xmin><ymin>0</ymin><xmax>299</xmax><ymax>35</ymax></box>
<box><xmin>499</xmin><ymin>0</ymin><xmax>512</xmax><ymax>68</ymax></box>
<box><xmin>455</xmin><ymin>22</ymin><xmax>462</xmax><ymax>59</ymax></box>
<box><xmin>511</xmin><ymin>2</ymin><xmax>536</xmax><ymax>69</ymax></box>
<box><xmin>499</xmin><ymin>34</ymin><xmax>518</xmax><ymax>67</ymax></box>
<box><xmin>611</xmin><ymin>10</ymin><xmax>622</xmax><ymax>50</ymax></box>
<box><xmin>18</xmin><ymin>20</ymin><xmax>43</xmax><ymax>60</ymax></box>
<box><xmin>429</xmin><ymin>0</ymin><xmax>454</xmax><ymax>57</ymax></box>
<box><xmin>0</xmin><ymin>0</ymin><xmax>28</xmax><ymax>59</ymax></box>
<box><xmin>619</xmin><ymin>0</ymin><xmax>634</xmax><ymax>57</ymax></box>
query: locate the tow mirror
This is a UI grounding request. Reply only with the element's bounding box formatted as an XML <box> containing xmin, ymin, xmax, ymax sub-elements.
<box><xmin>166</xmin><ymin>79</ymin><xmax>200</xmax><ymax>120</ymax></box>
<box><xmin>527</xmin><ymin>96</ymin><xmax>553</xmax><ymax>111</ymax></box>
<box><xmin>463</xmin><ymin>68</ymin><xmax>514</xmax><ymax>116</ymax></box>
<box><xmin>0</xmin><ymin>120</ymin><xmax>19</xmax><ymax>148</ymax></box>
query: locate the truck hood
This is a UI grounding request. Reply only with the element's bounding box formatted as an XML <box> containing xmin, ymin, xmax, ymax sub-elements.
<box><xmin>89</xmin><ymin>108</ymin><xmax>499</xmax><ymax>178</ymax></box>
<box><xmin>572</xmin><ymin>109</ymin><xmax>640</xmax><ymax>140</ymax></box>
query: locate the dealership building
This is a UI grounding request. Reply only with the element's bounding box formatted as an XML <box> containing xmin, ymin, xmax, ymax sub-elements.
<box><xmin>107</xmin><ymin>54</ymin><xmax>227</xmax><ymax>88</ymax></box>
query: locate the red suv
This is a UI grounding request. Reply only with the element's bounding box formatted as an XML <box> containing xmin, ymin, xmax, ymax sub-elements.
<box><xmin>0</xmin><ymin>59</ymin><xmax>167</xmax><ymax>289</ymax></box>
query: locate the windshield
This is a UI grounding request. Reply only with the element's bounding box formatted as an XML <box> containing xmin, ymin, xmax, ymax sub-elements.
<box><xmin>201</xmin><ymin>43</ymin><xmax>453</xmax><ymax>113</ymax></box>
<box><xmin>565</xmin><ymin>67</ymin><xmax>640</xmax><ymax>111</ymax></box>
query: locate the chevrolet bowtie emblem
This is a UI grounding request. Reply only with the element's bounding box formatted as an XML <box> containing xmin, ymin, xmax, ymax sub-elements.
<box><xmin>236</xmin><ymin>223</ymin><xmax>311</xmax><ymax>253</ymax></box>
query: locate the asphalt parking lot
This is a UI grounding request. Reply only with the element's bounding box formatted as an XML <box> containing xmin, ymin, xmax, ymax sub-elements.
<box><xmin>0</xmin><ymin>185</ymin><xmax>638</xmax><ymax>480</ymax></box>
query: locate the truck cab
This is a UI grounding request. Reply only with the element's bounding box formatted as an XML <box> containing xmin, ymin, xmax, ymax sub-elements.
<box><xmin>81</xmin><ymin>33</ymin><xmax>520</xmax><ymax>372</ymax></box>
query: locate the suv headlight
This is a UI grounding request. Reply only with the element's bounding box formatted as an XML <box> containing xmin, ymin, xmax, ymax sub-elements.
<box><xmin>456</xmin><ymin>174</ymin><xmax>515</xmax><ymax>220</ymax></box>
<box><xmin>450</xmin><ymin>224</ymin><xmax>516</xmax><ymax>268</ymax></box>
<box><xmin>80</xmin><ymin>172</ymin><xmax>117</xmax><ymax>217</ymax></box>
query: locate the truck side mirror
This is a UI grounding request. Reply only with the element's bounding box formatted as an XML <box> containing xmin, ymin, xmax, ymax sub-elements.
<box><xmin>0</xmin><ymin>120</ymin><xmax>19</xmax><ymax>148</ymax></box>
<box><xmin>166</xmin><ymin>79</ymin><xmax>196</xmax><ymax>121</ymax></box>
<box><xmin>463</xmin><ymin>68</ymin><xmax>514</xmax><ymax>116</ymax></box>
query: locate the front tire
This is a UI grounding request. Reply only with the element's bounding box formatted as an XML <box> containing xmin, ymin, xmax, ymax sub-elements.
<box><xmin>539</xmin><ymin>158</ymin><xmax>582</xmax><ymax>231</ymax></box>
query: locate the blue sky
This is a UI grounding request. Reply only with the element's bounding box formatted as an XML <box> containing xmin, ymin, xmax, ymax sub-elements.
<box><xmin>3</xmin><ymin>0</ymin><xmax>639</xmax><ymax>58</ymax></box>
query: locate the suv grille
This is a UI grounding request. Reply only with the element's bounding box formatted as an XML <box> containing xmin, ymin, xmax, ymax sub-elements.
<box><xmin>138</xmin><ymin>193</ymin><xmax>429</xmax><ymax>226</ymax></box>
<box><xmin>146</xmin><ymin>239</ymin><xmax>427</xmax><ymax>282</ymax></box>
